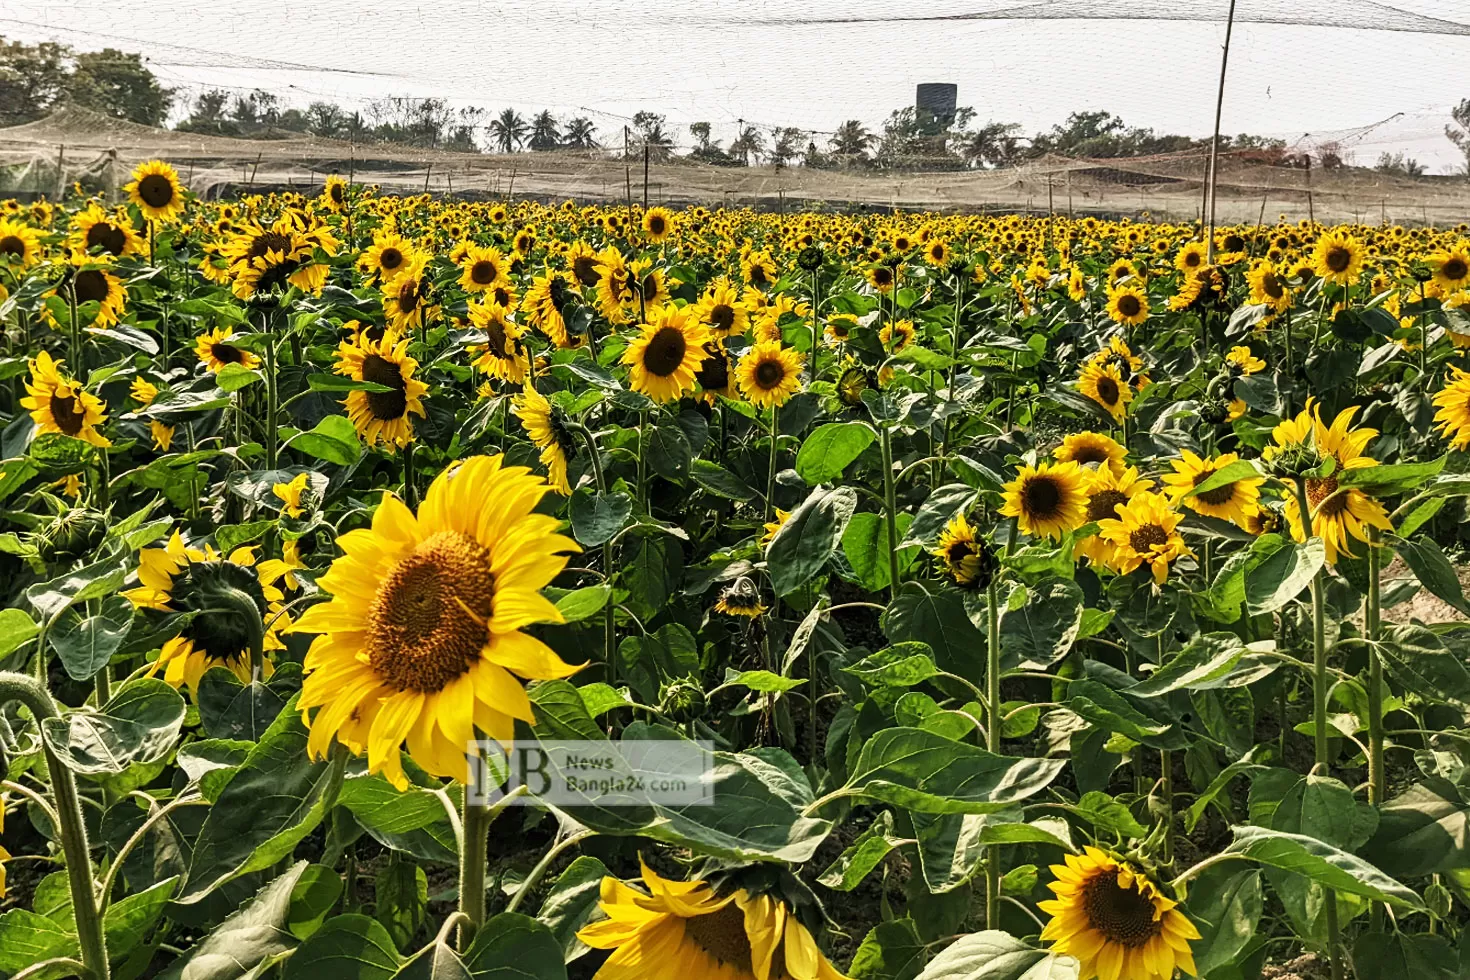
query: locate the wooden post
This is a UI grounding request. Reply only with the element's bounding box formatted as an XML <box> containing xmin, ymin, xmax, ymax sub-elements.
<box><xmin>1204</xmin><ymin>0</ymin><xmax>1239</xmax><ymax>261</ymax></box>
<box><xmin>423</xmin><ymin>163</ymin><xmax>433</xmax><ymax>193</ymax></box>
<box><xmin>54</xmin><ymin>143</ymin><xmax>65</xmax><ymax>201</ymax></box>
<box><xmin>247</xmin><ymin>151</ymin><xmax>263</xmax><ymax>191</ymax></box>
<box><xmin>508</xmin><ymin>166</ymin><xmax>517</xmax><ymax>202</ymax></box>
<box><xmin>624</xmin><ymin>126</ymin><xmax>633</xmax><ymax>211</ymax></box>
<box><xmin>642</xmin><ymin>142</ymin><xmax>650</xmax><ymax>210</ymax></box>
<box><xmin>1305</xmin><ymin>155</ymin><xmax>1314</xmax><ymax>224</ymax></box>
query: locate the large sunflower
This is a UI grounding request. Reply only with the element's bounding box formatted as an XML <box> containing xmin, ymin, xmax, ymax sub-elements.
<box><xmin>1160</xmin><ymin>450</ymin><xmax>1263</xmax><ymax>527</ymax></box>
<box><xmin>932</xmin><ymin>513</ymin><xmax>994</xmax><ymax>589</ymax></box>
<box><xmin>459</xmin><ymin>244</ymin><xmax>508</xmax><ymax>294</ymax></box>
<box><xmin>288</xmin><ymin>456</ymin><xmax>580</xmax><ymax>789</ymax></box>
<box><xmin>1246</xmin><ymin>261</ymin><xmax>1292</xmax><ymax>313</ymax></box>
<box><xmin>1099</xmin><ymin>491</ymin><xmax>1189</xmax><ymax>584</ymax></box>
<box><xmin>0</xmin><ymin>218</ymin><xmax>43</xmax><ymax>268</ymax></box>
<box><xmin>1433</xmin><ymin>366</ymin><xmax>1470</xmax><ymax>450</ymax></box>
<box><xmin>321</xmin><ymin>174</ymin><xmax>350</xmax><ymax>213</ymax></box>
<box><xmin>1268</xmin><ymin>402</ymin><xmax>1393</xmax><ymax>562</ymax></box>
<box><xmin>219</xmin><ymin>216</ymin><xmax>333</xmax><ymax>299</ymax></box>
<box><xmin>1055</xmin><ymin>431</ymin><xmax>1127</xmax><ymax>475</ymax></box>
<box><xmin>335</xmin><ymin>327</ymin><xmax>429</xmax><ymax>449</ymax></box>
<box><xmin>1075</xmin><ymin>465</ymin><xmax>1153</xmax><ymax>567</ymax></box>
<box><xmin>1104</xmin><ymin>284</ymin><xmax>1149</xmax><ymax>326</ymax></box>
<box><xmin>468</xmin><ymin>300</ymin><xmax>530</xmax><ymax>385</ymax></box>
<box><xmin>1039</xmin><ymin>847</ymin><xmax>1199</xmax><ymax>980</ymax></box>
<box><xmin>514</xmin><ymin>384</ymin><xmax>576</xmax><ymax>494</ymax></box>
<box><xmin>736</xmin><ymin>341</ymin><xmax>803</xmax><ymax>409</ymax></box>
<box><xmin>623</xmin><ymin>305</ymin><xmax>712</xmax><ymax>403</ymax></box>
<box><xmin>1078</xmin><ymin>361</ymin><xmax>1132</xmax><ymax>424</ymax></box>
<box><xmin>1431</xmin><ymin>243</ymin><xmax>1470</xmax><ymax>294</ymax></box>
<box><xmin>22</xmin><ymin>351</ymin><xmax>110</xmax><ymax>448</ymax></box>
<box><xmin>125</xmin><ymin>160</ymin><xmax>186</xmax><ymax>223</ymax></box>
<box><xmin>642</xmin><ymin>206</ymin><xmax>675</xmax><ymax>243</ymax></box>
<box><xmin>577</xmin><ymin>862</ymin><xmax>850</xmax><ymax>980</ymax></box>
<box><xmin>195</xmin><ymin>326</ymin><xmax>260</xmax><ymax>373</ymax></box>
<box><xmin>382</xmin><ymin>254</ymin><xmax>435</xmax><ymax>333</ymax></box>
<box><xmin>1000</xmin><ymin>461</ymin><xmax>1088</xmax><ymax>541</ymax></box>
<box><xmin>1311</xmin><ymin>230</ymin><xmax>1365</xmax><ymax>286</ymax></box>
<box><xmin>359</xmin><ymin>231</ymin><xmax>417</xmax><ymax>283</ymax></box>
<box><xmin>693</xmin><ymin>278</ymin><xmax>749</xmax><ymax>339</ymax></box>
<box><xmin>68</xmin><ymin>202</ymin><xmax>141</xmax><ymax>259</ymax></box>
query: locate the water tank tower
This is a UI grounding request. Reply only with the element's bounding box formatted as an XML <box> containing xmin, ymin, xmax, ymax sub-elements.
<box><xmin>916</xmin><ymin>83</ymin><xmax>958</xmax><ymax>124</ymax></box>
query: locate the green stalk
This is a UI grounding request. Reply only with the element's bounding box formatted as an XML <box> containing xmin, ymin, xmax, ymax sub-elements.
<box><xmin>1366</xmin><ymin>525</ymin><xmax>1384</xmax><ymax>805</ymax></box>
<box><xmin>215</xmin><ymin>586</ymin><xmax>266</xmax><ymax>683</ymax></box>
<box><xmin>572</xmin><ymin>423</ymin><xmax>617</xmax><ymax>682</ymax></box>
<box><xmin>809</xmin><ymin>269</ymin><xmax>822</xmax><ymax>383</ymax></box>
<box><xmin>1160</xmin><ymin>748</ymin><xmax>1175</xmax><ymax>866</ymax></box>
<box><xmin>984</xmin><ymin>578</ymin><xmax>1002</xmax><ymax>929</ymax></box>
<box><xmin>0</xmin><ymin>674</ymin><xmax>109</xmax><ymax>980</ymax></box>
<box><xmin>763</xmin><ymin>405</ymin><xmax>781</xmax><ymax>523</ymax></box>
<box><xmin>458</xmin><ymin>794</ymin><xmax>493</xmax><ymax>945</ymax></box>
<box><xmin>879</xmin><ymin>425</ymin><xmax>900</xmax><ymax>595</ymax></box>
<box><xmin>261</xmin><ymin>309</ymin><xmax>279</xmax><ymax>470</ymax></box>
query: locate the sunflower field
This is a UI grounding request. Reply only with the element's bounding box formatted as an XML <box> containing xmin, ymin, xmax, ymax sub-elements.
<box><xmin>2</xmin><ymin>159</ymin><xmax>1470</xmax><ymax>980</ymax></box>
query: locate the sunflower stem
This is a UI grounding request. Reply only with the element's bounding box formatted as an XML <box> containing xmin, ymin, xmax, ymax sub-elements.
<box><xmin>1365</xmin><ymin>525</ymin><xmax>1384</xmax><ymax>807</ymax></box>
<box><xmin>984</xmin><ymin>576</ymin><xmax>1002</xmax><ymax>930</ymax></box>
<box><xmin>879</xmin><ymin>425</ymin><xmax>902</xmax><ymax>595</ymax></box>
<box><xmin>261</xmin><ymin>308</ymin><xmax>279</xmax><ymax>470</ymax></box>
<box><xmin>0</xmin><ymin>673</ymin><xmax>109</xmax><ymax>980</ymax></box>
<box><xmin>1160</xmin><ymin>748</ymin><xmax>1175</xmax><ymax>867</ymax></box>
<box><xmin>457</xmin><ymin>795</ymin><xmax>493</xmax><ymax>948</ymax></box>
<box><xmin>571</xmin><ymin>422</ymin><xmax>617</xmax><ymax>683</ymax></box>
<box><xmin>763</xmin><ymin>405</ymin><xmax>780</xmax><ymax>523</ymax></box>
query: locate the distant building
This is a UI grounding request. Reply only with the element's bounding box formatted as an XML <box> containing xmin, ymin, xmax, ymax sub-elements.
<box><xmin>916</xmin><ymin>83</ymin><xmax>958</xmax><ymax>125</ymax></box>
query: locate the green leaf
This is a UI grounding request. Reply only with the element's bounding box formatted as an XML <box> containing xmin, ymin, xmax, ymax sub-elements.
<box><xmin>49</xmin><ymin>594</ymin><xmax>133</xmax><ymax>682</ymax></box>
<box><xmin>283</xmin><ymin>915</ymin><xmax>401</xmax><ymax>980</ymax></box>
<box><xmin>337</xmin><ymin>773</ymin><xmax>458</xmax><ymax>864</ymax></box>
<box><xmin>1352</xmin><ymin>931</ymin><xmax>1458</xmax><ymax>980</ymax></box>
<box><xmin>286</xmin><ymin>415</ymin><xmax>362</xmax><ymax>466</ymax></box>
<box><xmin>289</xmin><ymin>864</ymin><xmax>345</xmax><ymax>940</ymax></box>
<box><xmin>849</xmin><ymin>918</ymin><xmax>926</xmax><ymax>980</ymax></box>
<box><xmin>216</xmin><ymin>362</ymin><xmax>263</xmax><ymax>392</ymax></box>
<box><xmin>1362</xmin><ymin>778</ymin><xmax>1470</xmax><ymax>878</ymax></box>
<box><xmin>898</xmin><ymin>484</ymin><xmax>978</xmax><ymax>550</ymax></box>
<box><xmin>41</xmin><ymin>677</ymin><xmax>186</xmax><ymax>775</ymax></box>
<box><xmin>0</xmin><ymin>607</ymin><xmax>39</xmax><ymax>659</ymax></box>
<box><xmin>160</xmin><ymin>862</ymin><xmax>309</xmax><ymax>979</ymax></box>
<box><xmin>536</xmin><ymin>855</ymin><xmax>608</xmax><ymax>963</ymax></box>
<box><xmin>28</xmin><ymin>432</ymin><xmax>98</xmax><ymax>475</ymax></box>
<box><xmin>570</xmin><ymin>490</ymin><xmax>633</xmax><ymax>548</ymax></box>
<box><xmin>104</xmin><ymin>876</ymin><xmax>177</xmax><ymax>962</ymax></box>
<box><xmin>647</xmin><ymin>422</ymin><xmax>692</xmax><ymax>482</ymax></box>
<box><xmin>1222</xmin><ymin>824</ymin><xmax>1424</xmax><ymax>909</ymax></box>
<box><xmin>1130</xmin><ymin>633</ymin><xmax>1246</xmax><ymax>696</ymax></box>
<box><xmin>375</xmin><ymin>855</ymin><xmax>428</xmax><ymax>951</ymax></box>
<box><xmin>554</xmin><ymin>585</ymin><xmax>612</xmax><ymax>623</ymax></box>
<box><xmin>1068</xmin><ymin>679</ymin><xmax>1186</xmax><ymax>750</ymax></box>
<box><xmin>766</xmin><ymin>485</ymin><xmax>857</xmax><ymax>595</ymax></box>
<box><xmin>1378</xmin><ymin>625</ymin><xmax>1470</xmax><ymax>707</ymax></box>
<box><xmin>462</xmin><ymin>911</ymin><xmax>567</xmax><ymax>980</ymax></box>
<box><xmin>913</xmin><ymin>811</ymin><xmax>1071</xmax><ymax>895</ymax></box>
<box><xmin>1245</xmin><ymin>538</ymin><xmax>1324</xmax><ymax>615</ymax></box>
<box><xmin>197</xmin><ymin>663</ymin><xmax>299</xmax><ymax>742</ymax></box>
<box><xmin>1342</xmin><ymin>455</ymin><xmax>1445</xmax><ymax>495</ymax></box>
<box><xmin>1390</xmin><ymin>534</ymin><xmax>1470</xmax><ymax>617</ymax></box>
<box><xmin>883</xmin><ymin>582</ymin><xmax>986</xmax><ymax>680</ymax></box>
<box><xmin>914</xmin><ymin>931</ymin><xmax>1079</xmax><ymax>980</ymax></box>
<box><xmin>842</xmin><ymin>642</ymin><xmax>939</xmax><ymax>687</ymax></box>
<box><xmin>796</xmin><ymin>421</ymin><xmax>875</xmax><ymax>484</ymax></box>
<box><xmin>725</xmin><ymin>669</ymin><xmax>806</xmax><ymax>694</ymax></box>
<box><xmin>1186</xmin><ymin>458</ymin><xmax>1264</xmax><ymax>499</ymax></box>
<box><xmin>0</xmin><ymin>908</ymin><xmax>77</xmax><ymax>972</ymax></box>
<box><xmin>307</xmin><ymin>373</ymin><xmax>394</xmax><ymax>393</ymax></box>
<box><xmin>618</xmin><ymin>623</ymin><xmax>699</xmax><ymax>705</ymax></box>
<box><xmin>26</xmin><ymin>554</ymin><xmax>131</xmax><ymax>620</ymax></box>
<box><xmin>840</xmin><ymin>727</ymin><xmax>1066</xmax><ymax>814</ymax></box>
<box><xmin>999</xmin><ymin>577</ymin><xmax>1084</xmax><ymax>669</ymax></box>
<box><xmin>843</xmin><ymin>511</ymin><xmax>917</xmax><ymax>592</ymax></box>
<box><xmin>1071</xmin><ymin>791</ymin><xmax>1148</xmax><ymax>839</ymax></box>
<box><xmin>818</xmin><ymin>812</ymin><xmax>907</xmax><ymax>891</ymax></box>
<box><xmin>690</xmin><ymin>459</ymin><xmax>756</xmax><ymax>502</ymax></box>
<box><xmin>1186</xmin><ymin>867</ymin><xmax>1263</xmax><ymax>979</ymax></box>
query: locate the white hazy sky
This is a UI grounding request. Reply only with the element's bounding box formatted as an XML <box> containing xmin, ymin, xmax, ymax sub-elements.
<box><xmin>0</xmin><ymin>0</ymin><xmax>1468</xmax><ymax>171</ymax></box>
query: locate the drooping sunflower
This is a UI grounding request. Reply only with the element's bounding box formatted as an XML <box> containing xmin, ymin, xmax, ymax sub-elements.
<box><xmin>1039</xmin><ymin>847</ymin><xmax>1199</xmax><ymax>980</ymax></box>
<box><xmin>642</xmin><ymin>206</ymin><xmax>675</xmax><ymax>243</ymax></box>
<box><xmin>1055</xmin><ymin>431</ymin><xmax>1127</xmax><ymax>475</ymax></box>
<box><xmin>522</xmin><ymin>268</ymin><xmax>581</xmax><ymax>347</ymax></box>
<box><xmin>68</xmin><ymin>202</ymin><xmax>142</xmax><ymax>259</ymax></box>
<box><xmin>1161</xmin><ymin>450</ymin><xmax>1263</xmax><ymax>527</ymax></box>
<box><xmin>623</xmin><ymin>305</ymin><xmax>712</xmax><ymax>404</ymax></box>
<box><xmin>932</xmin><ymin>513</ymin><xmax>995</xmax><ymax>589</ymax></box>
<box><xmin>1104</xmin><ymin>284</ymin><xmax>1149</xmax><ymax>326</ymax></box>
<box><xmin>514</xmin><ymin>384</ymin><xmax>577</xmax><ymax>495</ymax></box>
<box><xmin>0</xmin><ymin>218</ymin><xmax>43</xmax><ymax>268</ymax></box>
<box><xmin>359</xmin><ymin>231</ymin><xmax>417</xmax><ymax>283</ymax></box>
<box><xmin>195</xmin><ymin>326</ymin><xmax>260</xmax><ymax>373</ymax></box>
<box><xmin>21</xmin><ymin>351</ymin><xmax>110</xmax><ymax>448</ymax></box>
<box><xmin>1098</xmin><ymin>491</ymin><xmax>1190</xmax><ymax>584</ymax></box>
<box><xmin>1311</xmin><ymin>230</ymin><xmax>1365</xmax><ymax>286</ymax></box>
<box><xmin>1433</xmin><ymin>366</ymin><xmax>1470</xmax><ymax>450</ymax></box>
<box><xmin>320</xmin><ymin>174</ymin><xmax>350</xmax><ymax>213</ymax></box>
<box><xmin>335</xmin><ymin>327</ymin><xmax>429</xmax><ymax>450</ymax></box>
<box><xmin>468</xmin><ymin>300</ymin><xmax>531</xmax><ymax>385</ymax></box>
<box><xmin>692</xmin><ymin>278</ymin><xmax>749</xmax><ymax>339</ymax></box>
<box><xmin>714</xmin><ymin>577</ymin><xmax>767</xmax><ymax>618</ymax></box>
<box><xmin>1000</xmin><ymin>461</ymin><xmax>1089</xmax><ymax>541</ymax></box>
<box><xmin>878</xmin><ymin>318</ymin><xmax>915</xmax><ymax>352</ymax></box>
<box><xmin>1078</xmin><ymin>361</ymin><xmax>1132</xmax><ymax>424</ymax></box>
<box><xmin>1075</xmin><ymin>465</ymin><xmax>1154</xmax><ymax>567</ymax></box>
<box><xmin>382</xmin><ymin>254</ymin><xmax>436</xmax><ymax>333</ymax></box>
<box><xmin>45</xmin><ymin>262</ymin><xmax>127</xmax><ymax>330</ymax></box>
<box><xmin>1268</xmin><ymin>401</ymin><xmax>1393</xmax><ymax>563</ymax></box>
<box><xmin>125</xmin><ymin>160</ymin><xmax>186</xmax><ymax>223</ymax></box>
<box><xmin>459</xmin><ymin>244</ymin><xmax>508</xmax><ymax>294</ymax></box>
<box><xmin>736</xmin><ymin>341</ymin><xmax>803</xmax><ymax>409</ymax></box>
<box><xmin>287</xmin><ymin>455</ymin><xmax>580</xmax><ymax>789</ymax></box>
<box><xmin>1246</xmin><ymin>261</ymin><xmax>1292</xmax><ymax>313</ymax></box>
<box><xmin>577</xmin><ymin>862</ymin><xmax>850</xmax><ymax>980</ymax></box>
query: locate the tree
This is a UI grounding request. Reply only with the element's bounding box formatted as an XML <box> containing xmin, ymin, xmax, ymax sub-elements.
<box><xmin>0</xmin><ymin>38</ymin><xmax>70</xmax><ymax>126</ymax></box>
<box><xmin>306</xmin><ymin>101</ymin><xmax>346</xmax><ymax>139</ymax></box>
<box><xmin>730</xmin><ymin>124</ymin><xmax>764</xmax><ymax>166</ymax></box>
<box><xmin>876</xmin><ymin>107</ymin><xmax>966</xmax><ymax>169</ymax></box>
<box><xmin>1375</xmin><ymin>152</ymin><xmax>1426</xmax><ymax>178</ymax></box>
<box><xmin>528</xmin><ymin>110</ymin><xmax>561</xmax><ymax>151</ymax></box>
<box><xmin>443</xmin><ymin>106</ymin><xmax>484</xmax><ymax>152</ymax></box>
<box><xmin>176</xmin><ymin>88</ymin><xmax>237</xmax><ymax>135</ymax></box>
<box><xmin>1450</xmin><ymin>99</ymin><xmax>1470</xmax><ymax>177</ymax></box>
<box><xmin>631</xmin><ymin>110</ymin><xmax>673</xmax><ymax>162</ymax></box>
<box><xmin>65</xmin><ymin>48</ymin><xmax>171</xmax><ymax>125</ymax></box>
<box><xmin>564</xmin><ymin>116</ymin><xmax>598</xmax><ymax>149</ymax></box>
<box><xmin>687</xmin><ymin>121</ymin><xmax>733</xmax><ymax>165</ymax></box>
<box><xmin>489</xmin><ymin>108</ymin><xmax>528</xmax><ymax>154</ymax></box>
<box><xmin>829</xmin><ymin>120</ymin><xmax>875</xmax><ymax>164</ymax></box>
<box><xmin>959</xmin><ymin>121</ymin><xmax>1023</xmax><ymax>169</ymax></box>
<box><xmin>769</xmin><ymin>127</ymin><xmax>804</xmax><ymax>169</ymax></box>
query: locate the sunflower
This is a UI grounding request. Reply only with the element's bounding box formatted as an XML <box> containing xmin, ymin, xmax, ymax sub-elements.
<box><xmin>1269</xmin><ymin>402</ymin><xmax>1393</xmax><ymax>563</ymax></box>
<box><xmin>1174</xmin><ymin>241</ymin><xmax>1207</xmax><ymax>276</ymax></box>
<box><xmin>1039</xmin><ymin>847</ymin><xmax>1199</xmax><ymax>980</ymax></box>
<box><xmin>0</xmin><ymin>218</ymin><xmax>42</xmax><ymax>268</ymax></box>
<box><xmin>514</xmin><ymin>384</ymin><xmax>576</xmax><ymax>494</ymax></box>
<box><xmin>468</xmin><ymin>300</ymin><xmax>531</xmax><ymax>385</ymax></box>
<box><xmin>382</xmin><ymin>254</ymin><xmax>435</xmax><ymax>333</ymax></box>
<box><xmin>736</xmin><ymin>341</ymin><xmax>803</xmax><ymax>409</ymax></box>
<box><xmin>1161</xmin><ymin>450</ymin><xmax>1263</xmax><ymax>527</ymax></box>
<box><xmin>932</xmin><ymin>513</ymin><xmax>994</xmax><ymax>589</ymax></box>
<box><xmin>1246</xmin><ymin>261</ymin><xmax>1292</xmax><ymax>313</ymax></box>
<box><xmin>273</xmin><ymin>472</ymin><xmax>311</xmax><ymax>518</ymax></box>
<box><xmin>287</xmin><ymin>455</ymin><xmax>579</xmax><ymax>789</ymax></box>
<box><xmin>762</xmin><ymin>508</ymin><xmax>791</xmax><ymax>545</ymax></box>
<box><xmin>1433</xmin><ymin>366</ymin><xmax>1470</xmax><ymax>450</ymax></box>
<box><xmin>220</xmin><ymin>216</ymin><xmax>334</xmax><ymax>299</ymax></box>
<box><xmin>593</xmin><ymin>247</ymin><xmax>637</xmax><ymax>324</ymax></box>
<box><xmin>195</xmin><ymin>326</ymin><xmax>260</xmax><ymax>373</ymax></box>
<box><xmin>1098</xmin><ymin>491</ymin><xmax>1189</xmax><ymax>584</ymax></box>
<box><xmin>1000</xmin><ymin>461</ymin><xmax>1088</xmax><ymax>541</ymax></box>
<box><xmin>1055</xmin><ymin>431</ymin><xmax>1127</xmax><ymax>475</ymax></box>
<box><xmin>1078</xmin><ymin>361</ymin><xmax>1132</xmax><ymax>424</ymax></box>
<box><xmin>825</xmin><ymin>314</ymin><xmax>858</xmax><ymax>345</ymax></box>
<box><xmin>623</xmin><ymin>305</ymin><xmax>711</xmax><ymax>403</ymax></box>
<box><xmin>22</xmin><ymin>351</ymin><xmax>110</xmax><ymax>448</ymax></box>
<box><xmin>1075</xmin><ymin>465</ymin><xmax>1154</xmax><ymax>567</ymax></box>
<box><xmin>335</xmin><ymin>327</ymin><xmax>429</xmax><ymax>449</ymax></box>
<box><xmin>360</xmin><ymin>231</ymin><xmax>417</xmax><ymax>283</ymax></box>
<box><xmin>642</xmin><ymin>206</ymin><xmax>675</xmax><ymax>243</ymax></box>
<box><xmin>1105</xmin><ymin>284</ymin><xmax>1149</xmax><ymax>326</ymax></box>
<box><xmin>523</xmin><ymin>269</ymin><xmax>580</xmax><ymax>347</ymax></box>
<box><xmin>125</xmin><ymin>160</ymin><xmax>186</xmax><ymax>223</ymax></box>
<box><xmin>1431</xmin><ymin>243</ymin><xmax>1470</xmax><ymax>294</ymax></box>
<box><xmin>1311</xmin><ymin>230</ymin><xmax>1365</xmax><ymax>286</ymax></box>
<box><xmin>1225</xmin><ymin>345</ymin><xmax>1266</xmax><ymax>376</ymax></box>
<box><xmin>321</xmin><ymin>175</ymin><xmax>350</xmax><ymax>213</ymax></box>
<box><xmin>864</xmin><ymin>265</ymin><xmax>896</xmax><ymax>293</ymax></box>
<box><xmin>46</xmin><ymin>262</ymin><xmax>127</xmax><ymax>330</ymax></box>
<box><xmin>836</xmin><ymin>361</ymin><xmax>871</xmax><ymax>407</ymax></box>
<box><xmin>259</xmin><ymin>537</ymin><xmax>307</xmax><ymax>594</ymax></box>
<box><xmin>68</xmin><ymin>202</ymin><xmax>141</xmax><ymax>259</ymax></box>
<box><xmin>923</xmin><ymin>238</ymin><xmax>950</xmax><ymax>267</ymax></box>
<box><xmin>693</xmin><ymin>279</ymin><xmax>749</xmax><ymax>339</ymax></box>
<box><xmin>741</xmin><ymin>249</ymin><xmax>778</xmax><ymax>290</ymax></box>
<box><xmin>878</xmin><ymin>319</ymin><xmax>915</xmax><ymax>352</ymax></box>
<box><xmin>714</xmin><ymin>577</ymin><xmax>767</xmax><ymax>618</ymax></box>
<box><xmin>577</xmin><ymin>862</ymin><xmax>850</xmax><ymax>980</ymax></box>
<box><xmin>459</xmin><ymin>244</ymin><xmax>508</xmax><ymax>294</ymax></box>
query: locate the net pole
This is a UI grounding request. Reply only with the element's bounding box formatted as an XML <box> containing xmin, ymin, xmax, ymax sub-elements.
<box><xmin>1205</xmin><ymin>0</ymin><xmax>1239</xmax><ymax>262</ymax></box>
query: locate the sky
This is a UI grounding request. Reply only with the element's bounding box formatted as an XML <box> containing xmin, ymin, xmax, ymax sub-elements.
<box><xmin>0</xmin><ymin>0</ymin><xmax>1467</xmax><ymax>172</ymax></box>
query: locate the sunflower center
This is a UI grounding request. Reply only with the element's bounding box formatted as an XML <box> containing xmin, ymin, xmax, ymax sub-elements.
<box><xmin>1117</xmin><ymin>295</ymin><xmax>1141</xmax><ymax>318</ymax></box>
<box><xmin>380</xmin><ymin>247</ymin><xmax>404</xmax><ymax>271</ymax></box>
<box><xmin>1193</xmin><ymin>470</ymin><xmax>1237</xmax><ymax>506</ymax></box>
<box><xmin>1128</xmin><ymin>523</ymin><xmax>1169</xmax><ymax>553</ymax></box>
<box><xmin>571</xmin><ymin>256</ymin><xmax>598</xmax><ymax>286</ymax></box>
<box><xmin>1445</xmin><ymin>258</ymin><xmax>1468</xmax><ymax>281</ymax></box>
<box><xmin>1183</xmin><ymin>251</ymin><xmax>1201</xmax><ymax>268</ymax></box>
<box><xmin>695</xmin><ymin>345</ymin><xmax>729</xmax><ymax>390</ymax></box>
<box><xmin>362</xmin><ymin>353</ymin><xmax>409</xmax><ymax>420</ymax></box>
<box><xmin>484</xmin><ymin>315</ymin><xmax>512</xmax><ymax>357</ymax></box>
<box><xmin>211</xmin><ymin>342</ymin><xmax>245</xmax><ymax>366</ymax></box>
<box><xmin>1021</xmin><ymin>476</ymin><xmax>1063</xmax><ymax>519</ymax></box>
<box><xmin>397</xmin><ymin>278</ymin><xmax>422</xmax><ymax>314</ymax></box>
<box><xmin>365</xmin><ymin>530</ymin><xmax>495</xmax><ymax>693</ymax></box>
<box><xmin>1087</xmin><ymin>489</ymin><xmax>1128</xmax><ymax>523</ymax></box>
<box><xmin>643</xmin><ymin>327</ymin><xmax>687</xmax><ymax>377</ymax></box>
<box><xmin>0</xmin><ymin>235</ymin><xmax>24</xmax><ymax>257</ymax></box>
<box><xmin>137</xmin><ymin>173</ymin><xmax>176</xmax><ymax>208</ymax></box>
<box><xmin>749</xmin><ymin>265</ymin><xmax>771</xmax><ymax>287</ymax></box>
<box><xmin>248</xmin><ymin>231</ymin><xmax>294</xmax><ymax>259</ymax></box>
<box><xmin>1083</xmin><ymin>870</ymin><xmax>1162</xmax><ymax>948</ymax></box>
<box><xmin>1262</xmin><ymin>274</ymin><xmax>1284</xmax><ymax>299</ymax></box>
<box><xmin>1306</xmin><ymin>475</ymin><xmax>1348</xmax><ymax>517</ymax></box>
<box><xmin>1095</xmin><ymin>376</ymin><xmax>1121</xmax><ymax>405</ymax></box>
<box><xmin>682</xmin><ymin>904</ymin><xmax>753</xmax><ymax>972</ymax></box>
<box><xmin>330</xmin><ymin>183</ymin><xmax>345</xmax><ymax>203</ymax></box>
<box><xmin>754</xmin><ymin>358</ymin><xmax>785</xmax><ymax>389</ymax></box>
<box><xmin>470</xmin><ymin>259</ymin><xmax>498</xmax><ymax>285</ymax></box>
<box><xmin>50</xmin><ymin>391</ymin><xmax>85</xmax><ymax>435</ymax></box>
<box><xmin>708</xmin><ymin>304</ymin><xmax>736</xmax><ymax>332</ymax></box>
<box><xmin>1325</xmin><ymin>247</ymin><xmax>1351</xmax><ymax>273</ymax></box>
<box><xmin>946</xmin><ymin>540</ymin><xmax>976</xmax><ymax>564</ymax></box>
<box><xmin>648</xmin><ymin>215</ymin><xmax>667</xmax><ymax>236</ymax></box>
<box><xmin>1224</xmin><ymin>234</ymin><xmax>1245</xmax><ymax>253</ymax></box>
<box><xmin>73</xmin><ymin>269</ymin><xmax>109</xmax><ymax>305</ymax></box>
<box><xmin>86</xmin><ymin>221</ymin><xmax>126</xmax><ymax>255</ymax></box>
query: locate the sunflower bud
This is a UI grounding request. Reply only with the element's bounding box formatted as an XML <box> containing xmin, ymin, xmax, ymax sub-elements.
<box><xmin>658</xmin><ymin>676</ymin><xmax>706</xmax><ymax>724</ymax></box>
<box><xmin>1199</xmin><ymin>397</ymin><xmax>1231</xmax><ymax>426</ymax></box>
<box><xmin>796</xmin><ymin>245</ymin><xmax>824</xmax><ymax>272</ymax></box>
<box><xmin>1265</xmin><ymin>442</ymin><xmax>1322</xmax><ymax>480</ymax></box>
<box><xmin>1426</xmin><ymin>880</ymin><xmax>1454</xmax><ymax>919</ymax></box>
<box><xmin>946</xmin><ymin>257</ymin><xmax>971</xmax><ymax>280</ymax></box>
<box><xmin>35</xmin><ymin>507</ymin><xmax>108</xmax><ymax>565</ymax></box>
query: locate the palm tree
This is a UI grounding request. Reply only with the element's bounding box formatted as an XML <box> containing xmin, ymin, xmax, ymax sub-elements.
<box><xmin>563</xmin><ymin>116</ymin><xmax>598</xmax><ymax>149</ymax></box>
<box><xmin>960</xmin><ymin>122</ymin><xmax>1024</xmax><ymax>169</ymax></box>
<box><xmin>489</xmin><ymin>108</ymin><xmax>528</xmax><ymax>154</ymax></box>
<box><xmin>829</xmin><ymin>120</ymin><xmax>875</xmax><ymax>161</ymax></box>
<box><xmin>729</xmin><ymin>124</ymin><xmax>765</xmax><ymax>166</ymax></box>
<box><xmin>528</xmin><ymin>110</ymin><xmax>561</xmax><ymax>151</ymax></box>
